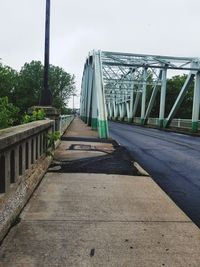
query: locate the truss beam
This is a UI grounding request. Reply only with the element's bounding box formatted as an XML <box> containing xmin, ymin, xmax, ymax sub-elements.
<box><xmin>80</xmin><ymin>50</ymin><xmax>200</xmax><ymax>138</ymax></box>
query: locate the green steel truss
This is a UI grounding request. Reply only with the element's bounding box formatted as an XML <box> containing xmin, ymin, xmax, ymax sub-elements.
<box><xmin>80</xmin><ymin>50</ymin><xmax>200</xmax><ymax>138</ymax></box>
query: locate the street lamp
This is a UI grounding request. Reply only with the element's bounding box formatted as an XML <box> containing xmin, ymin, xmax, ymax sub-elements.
<box><xmin>72</xmin><ymin>94</ymin><xmax>76</xmax><ymax>111</ymax></box>
<box><xmin>40</xmin><ymin>0</ymin><xmax>52</xmax><ymax>106</ymax></box>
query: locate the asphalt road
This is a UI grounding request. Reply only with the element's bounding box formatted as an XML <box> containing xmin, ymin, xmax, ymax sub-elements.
<box><xmin>109</xmin><ymin>121</ymin><xmax>200</xmax><ymax>228</ymax></box>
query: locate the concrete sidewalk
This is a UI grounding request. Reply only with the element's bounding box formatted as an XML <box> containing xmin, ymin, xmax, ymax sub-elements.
<box><xmin>0</xmin><ymin>118</ymin><xmax>199</xmax><ymax>267</ymax></box>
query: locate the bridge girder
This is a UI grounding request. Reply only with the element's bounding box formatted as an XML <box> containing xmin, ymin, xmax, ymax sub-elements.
<box><xmin>80</xmin><ymin>50</ymin><xmax>200</xmax><ymax>138</ymax></box>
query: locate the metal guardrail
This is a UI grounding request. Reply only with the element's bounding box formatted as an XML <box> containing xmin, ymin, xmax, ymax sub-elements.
<box><xmin>147</xmin><ymin>118</ymin><xmax>159</xmax><ymax>126</ymax></box>
<box><xmin>59</xmin><ymin>115</ymin><xmax>74</xmax><ymax>135</ymax></box>
<box><xmin>134</xmin><ymin>117</ymin><xmax>141</xmax><ymax>124</ymax></box>
<box><xmin>169</xmin><ymin>119</ymin><xmax>192</xmax><ymax>129</ymax></box>
<box><xmin>147</xmin><ymin>118</ymin><xmax>195</xmax><ymax>129</ymax></box>
<box><xmin>112</xmin><ymin>116</ymin><xmax>200</xmax><ymax>131</ymax></box>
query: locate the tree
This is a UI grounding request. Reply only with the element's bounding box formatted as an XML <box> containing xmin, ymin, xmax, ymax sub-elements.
<box><xmin>144</xmin><ymin>74</ymin><xmax>194</xmax><ymax>119</ymax></box>
<box><xmin>14</xmin><ymin>61</ymin><xmax>43</xmax><ymax>112</ymax></box>
<box><xmin>0</xmin><ymin>63</ymin><xmax>18</xmax><ymax>101</ymax></box>
<box><xmin>0</xmin><ymin>97</ymin><xmax>19</xmax><ymax>129</ymax></box>
<box><xmin>48</xmin><ymin>65</ymin><xmax>75</xmax><ymax>112</ymax></box>
<box><xmin>12</xmin><ymin>61</ymin><xmax>76</xmax><ymax>113</ymax></box>
<box><xmin>166</xmin><ymin>75</ymin><xmax>193</xmax><ymax>118</ymax></box>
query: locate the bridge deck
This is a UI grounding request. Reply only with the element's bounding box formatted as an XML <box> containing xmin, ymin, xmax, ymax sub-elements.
<box><xmin>0</xmin><ymin>118</ymin><xmax>199</xmax><ymax>266</ymax></box>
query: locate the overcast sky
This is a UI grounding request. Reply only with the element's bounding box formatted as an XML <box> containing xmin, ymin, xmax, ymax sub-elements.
<box><xmin>1</xmin><ymin>0</ymin><xmax>200</xmax><ymax>108</ymax></box>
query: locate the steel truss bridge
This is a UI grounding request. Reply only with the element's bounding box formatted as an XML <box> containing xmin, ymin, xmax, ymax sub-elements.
<box><xmin>80</xmin><ymin>50</ymin><xmax>200</xmax><ymax>138</ymax></box>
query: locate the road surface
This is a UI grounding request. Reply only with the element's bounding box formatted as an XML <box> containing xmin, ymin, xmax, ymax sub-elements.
<box><xmin>109</xmin><ymin>121</ymin><xmax>200</xmax><ymax>227</ymax></box>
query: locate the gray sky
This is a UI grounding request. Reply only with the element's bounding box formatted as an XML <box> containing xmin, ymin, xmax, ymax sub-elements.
<box><xmin>1</xmin><ymin>0</ymin><xmax>200</xmax><ymax>108</ymax></box>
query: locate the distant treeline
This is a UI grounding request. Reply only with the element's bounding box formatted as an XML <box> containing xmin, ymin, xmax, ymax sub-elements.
<box><xmin>135</xmin><ymin>74</ymin><xmax>194</xmax><ymax>118</ymax></box>
<box><xmin>0</xmin><ymin>60</ymin><xmax>76</xmax><ymax>128</ymax></box>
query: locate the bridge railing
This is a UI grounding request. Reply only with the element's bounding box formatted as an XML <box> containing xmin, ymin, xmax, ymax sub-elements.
<box><xmin>147</xmin><ymin>117</ymin><xmax>159</xmax><ymax>125</ymax></box>
<box><xmin>0</xmin><ymin>120</ymin><xmax>54</xmax><ymax>195</ymax></box>
<box><xmin>147</xmin><ymin>118</ymin><xmax>195</xmax><ymax>129</ymax></box>
<box><xmin>123</xmin><ymin>117</ymin><xmax>199</xmax><ymax>131</ymax></box>
<box><xmin>0</xmin><ymin>114</ymin><xmax>74</xmax><ymax>196</ymax></box>
<box><xmin>134</xmin><ymin>117</ymin><xmax>141</xmax><ymax>124</ymax></box>
<box><xmin>59</xmin><ymin>115</ymin><xmax>74</xmax><ymax>135</ymax></box>
<box><xmin>169</xmin><ymin>119</ymin><xmax>192</xmax><ymax>129</ymax></box>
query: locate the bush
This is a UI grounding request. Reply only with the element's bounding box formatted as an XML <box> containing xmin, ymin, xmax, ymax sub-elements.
<box><xmin>21</xmin><ymin>109</ymin><xmax>46</xmax><ymax>124</ymax></box>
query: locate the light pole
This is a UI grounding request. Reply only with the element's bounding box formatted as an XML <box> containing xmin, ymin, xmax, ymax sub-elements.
<box><xmin>72</xmin><ymin>93</ymin><xmax>76</xmax><ymax>113</ymax></box>
<box><xmin>40</xmin><ymin>0</ymin><xmax>52</xmax><ymax>106</ymax></box>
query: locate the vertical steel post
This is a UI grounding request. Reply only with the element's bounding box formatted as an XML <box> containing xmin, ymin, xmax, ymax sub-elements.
<box><xmin>84</xmin><ymin>64</ymin><xmax>89</xmax><ymax>123</ymax></box>
<box><xmin>126</xmin><ymin>102</ymin><xmax>130</xmax><ymax>121</ymax></box>
<box><xmin>192</xmin><ymin>71</ymin><xmax>200</xmax><ymax>132</ymax></box>
<box><xmin>94</xmin><ymin>51</ymin><xmax>109</xmax><ymax>138</ymax></box>
<box><xmin>141</xmin><ymin>68</ymin><xmax>147</xmax><ymax>124</ymax></box>
<box><xmin>129</xmin><ymin>92</ymin><xmax>135</xmax><ymax>122</ymax></box>
<box><xmin>108</xmin><ymin>102</ymin><xmax>113</xmax><ymax>119</ymax></box>
<box><xmin>80</xmin><ymin>66</ymin><xmax>86</xmax><ymax>121</ymax></box>
<box><xmin>132</xmin><ymin>91</ymin><xmax>141</xmax><ymax>118</ymax></box>
<box><xmin>86</xmin><ymin>57</ymin><xmax>93</xmax><ymax>126</ymax></box>
<box><xmin>144</xmin><ymin>70</ymin><xmax>162</xmax><ymax>124</ymax></box>
<box><xmin>40</xmin><ymin>0</ymin><xmax>52</xmax><ymax>106</ymax></box>
<box><xmin>113</xmin><ymin>101</ymin><xmax>119</xmax><ymax>120</ymax></box>
<box><xmin>91</xmin><ymin>76</ymin><xmax>98</xmax><ymax>130</ymax></box>
<box><xmin>158</xmin><ymin>68</ymin><xmax>167</xmax><ymax>128</ymax></box>
<box><xmin>119</xmin><ymin>104</ymin><xmax>122</xmax><ymax>120</ymax></box>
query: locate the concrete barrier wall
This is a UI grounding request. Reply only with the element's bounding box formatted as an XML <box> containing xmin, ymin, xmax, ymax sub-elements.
<box><xmin>0</xmin><ymin>115</ymin><xmax>74</xmax><ymax>242</ymax></box>
<box><xmin>0</xmin><ymin>120</ymin><xmax>54</xmax><ymax>195</ymax></box>
<box><xmin>0</xmin><ymin>120</ymin><xmax>55</xmax><ymax>241</ymax></box>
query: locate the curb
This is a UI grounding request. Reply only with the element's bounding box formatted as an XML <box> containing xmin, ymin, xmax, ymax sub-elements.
<box><xmin>134</xmin><ymin>162</ymin><xmax>150</xmax><ymax>176</ymax></box>
<box><xmin>0</xmin><ymin>156</ymin><xmax>52</xmax><ymax>244</ymax></box>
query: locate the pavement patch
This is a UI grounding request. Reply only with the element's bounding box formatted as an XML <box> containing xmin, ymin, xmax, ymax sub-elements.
<box><xmin>50</xmin><ymin>140</ymin><xmax>139</xmax><ymax>175</ymax></box>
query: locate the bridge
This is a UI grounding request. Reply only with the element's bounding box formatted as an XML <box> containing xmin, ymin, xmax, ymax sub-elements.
<box><xmin>0</xmin><ymin>52</ymin><xmax>200</xmax><ymax>266</ymax></box>
<box><xmin>80</xmin><ymin>50</ymin><xmax>200</xmax><ymax>138</ymax></box>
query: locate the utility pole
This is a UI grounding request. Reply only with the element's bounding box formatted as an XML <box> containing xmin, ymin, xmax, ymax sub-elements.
<box><xmin>40</xmin><ymin>0</ymin><xmax>52</xmax><ymax>106</ymax></box>
<box><xmin>72</xmin><ymin>93</ymin><xmax>76</xmax><ymax>113</ymax></box>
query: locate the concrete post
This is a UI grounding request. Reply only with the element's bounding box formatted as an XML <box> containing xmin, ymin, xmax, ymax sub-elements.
<box><xmin>4</xmin><ymin>151</ymin><xmax>10</xmax><ymax>193</ymax></box>
<box><xmin>22</xmin><ymin>143</ymin><xmax>26</xmax><ymax>174</ymax></box>
<box><xmin>14</xmin><ymin>146</ymin><xmax>19</xmax><ymax>182</ymax></box>
<box><xmin>27</xmin><ymin>140</ymin><xmax>32</xmax><ymax>169</ymax></box>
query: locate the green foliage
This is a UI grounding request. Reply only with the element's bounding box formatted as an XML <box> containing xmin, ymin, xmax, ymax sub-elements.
<box><xmin>21</xmin><ymin>113</ymin><xmax>32</xmax><ymax>124</ymax></box>
<box><xmin>166</xmin><ymin>75</ymin><xmax>193</xmax><ymax>118</ymax></box>
<box><xmin>0</xmin><ymin>63</ymin><xmax>18</xmax><ymax>100</ymax></box>
<box><xmin>21</xmin><ymin>109</ymin><xmax>46</xmax><ymax>124</ymax></box>
<box><xmin>0</xmin><ymin>61</ymin><xmax>76</xmax><ymax>115</ymax></box>
<box><xmin>49</xmin><ymin>65</ymin><xmax>76</xmax><ymax>110</ymax></box>
<box><xmin>143</xmin><ymin>74</ymin><xmax>194</xmax><ymax>119</ymax></box>
<box><xmin>15</xmin><ymin>61</ymin><xmax>44</xmax><ymax>112</ymax></box>
<box><xmin>46</xmin><ymin>131</ymin><xmax>61</xmax><ymax>156</ymax></box>
<box><xmin>0</xmin><ymin>97</ymin><xmax>20</xmax><ymax>129</ymax></box>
